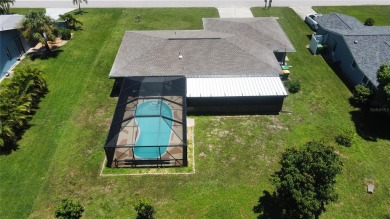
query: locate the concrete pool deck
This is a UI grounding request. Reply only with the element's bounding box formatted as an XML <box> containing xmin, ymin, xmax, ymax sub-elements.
<box><xmin>111</xmin><ymin>97</ymin><xmax>186</xmax><ymax>167</ymax></box>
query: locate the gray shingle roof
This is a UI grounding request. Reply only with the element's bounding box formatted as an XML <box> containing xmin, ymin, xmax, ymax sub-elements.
<box><xmin>109</xmin><ymin>18</ymin><xmax>295</xmax><ymax>78</ymax></box>
<box><xmin>0</xmin><ymin>14</ymin><xmax>24</xmax><ymax>32</ymax></box>
<box><xmin>315</xmin><ymin>13</ymin><xmax>364</xmax><ymax>33</ymax></box>
<box><xmin>317</xmin><ymin>13</ymin><xmax>390</xmax><ymax>87</ymax></box>
<box><xmin>203</xmin><ymin>18</ymin><xmax>296</xmax><ymax>52</ymax></box>
<box><xmin>345</xmin><ymin>35</ymin><xmax>390</xmax><ymax>86</ymax></box>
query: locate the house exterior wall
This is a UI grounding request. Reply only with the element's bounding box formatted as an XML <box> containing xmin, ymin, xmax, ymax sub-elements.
<box><xmin>0</xmin><ymin>29</ymin><xmax>31</xmax><ymax>77</ymax></box>
<box><xmin>112</xmin><ymin>77</ymin><xmax>286</xmax><ymax>115</ymax></box>
<box><xmin>187</xmin><ymin>96</ymin><xmax>285</xmax><ymax>115</ymax></box>
<box><xmin>317</xmin><ymin>27</ymin><xmax>366</xmax><ymax>87</ymax></box>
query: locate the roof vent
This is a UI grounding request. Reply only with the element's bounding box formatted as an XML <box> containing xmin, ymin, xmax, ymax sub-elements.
<box><xmin>178</xmin><ymin>52</ymin><xmax>183</xmax><ymax>59</ymax></box>
<box><xmin>354</xmin><ymin>40</ymin><xmax>358</xmax><ymax>44</ymax></box>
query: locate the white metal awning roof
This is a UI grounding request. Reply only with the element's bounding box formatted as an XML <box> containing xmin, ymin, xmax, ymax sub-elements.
<box><xmin>186</xmin><ymin>77</ymin><xmax>288</xmax><ymax>97</ymax></box>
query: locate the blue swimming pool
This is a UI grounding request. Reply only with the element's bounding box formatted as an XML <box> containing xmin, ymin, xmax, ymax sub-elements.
<box><xmin>134</xmin><ymin>100</ymin><xmax>173</xmax><ymax>159</ymax></box>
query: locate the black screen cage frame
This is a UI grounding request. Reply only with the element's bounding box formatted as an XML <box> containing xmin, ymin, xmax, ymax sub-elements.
<box><xmin>104</xmin><ymin>76</ymin><xmax>187</xmax><ymax>168</ymax></box>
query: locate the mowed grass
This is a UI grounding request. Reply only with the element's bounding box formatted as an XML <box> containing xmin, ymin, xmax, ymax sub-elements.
<box><xmin>0</xmin><ymin>8</ymin><xmax>219</xmax><ymax>218</ymax></box>
<box><xmin>252</xmin><ymin>7</ymin><xmax>390</xmax><ymax>218</ymax></box>
<box><xmin>0</xmin><ymin>7</ymin><xmax>389</xmax><ymax>218</ymax></box>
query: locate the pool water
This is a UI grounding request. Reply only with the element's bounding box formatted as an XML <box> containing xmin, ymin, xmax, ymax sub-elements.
<box><xmin>134</xmin><ymin>100</ymin><xmax>173</xmax><ymax>159</ymax></box>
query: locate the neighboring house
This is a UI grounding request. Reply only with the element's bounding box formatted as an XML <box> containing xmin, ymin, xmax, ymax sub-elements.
<box><xmin>105</xmin><ymin>18</ymin><xmax>295</xmax><ymax>168</ymax></box>
<box><xmin>314</xmin><ymin>13</ymin><xmax>390</xmax><ymax>90</ymax></box>
<box><xmin>0</xmin><ymin>15</ymin><xmax>31</xmax><ymax>78</ymax></box>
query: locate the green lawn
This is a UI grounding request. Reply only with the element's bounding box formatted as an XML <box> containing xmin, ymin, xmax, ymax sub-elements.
<box><xmin>0</xmin><ymin>7</ymin><xmax>389</xmax><ymax>218</ymax></box>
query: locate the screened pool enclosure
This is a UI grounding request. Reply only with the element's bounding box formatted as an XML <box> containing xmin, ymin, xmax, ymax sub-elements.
<box><xmin>104</xmin><ymin>76</ymin><xmax>187</xmax><ymax>168</ymax></box>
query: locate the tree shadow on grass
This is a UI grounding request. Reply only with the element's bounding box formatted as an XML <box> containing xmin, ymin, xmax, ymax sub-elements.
<box><xmin>317</xmin><ymin>50</ymin><xmax>390</xmax><ymax>141</ymax></box>
<box><xmin>0</xmin><ymin>143</ymin><xmax>20</xmax><ymax>155</ymax></box>
<box><xmin>28</xmin><ymin>49</ymin><xmax>63</xmax><ymax>61</ymax></box>
<box><xmin>73</xmin><ymin>26</ymin><xmax>83</xmax><ymax>31</ymax></box>
<box><xmin>0</xmin><ymin>124</ymin><xmax>34</xmax><ymax>155</ymax></box>
<box><xmin>0</xmin><ymin>95</ymin><xmax>46</xmax><ymax>156</ymax></box>
<box><xmin>253</xmin><ymin>190</ymin><xmax>281</xmax><ymax>219</ymax></box>
<box><xmin>74</xmin><ymin>11</ymin><xmax>89</xmax><ymax>15</ymax></box>
<box><xmin>350</xmin><ymin>109</ymin><xmax>390</xmax><ymax>141</ymax></box>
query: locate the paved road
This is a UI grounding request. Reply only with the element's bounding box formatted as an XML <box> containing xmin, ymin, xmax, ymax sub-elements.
<box><xmin>13</xmin><ymin>0</ymin><xmax>390</xmax><ymax>8</ymax></box>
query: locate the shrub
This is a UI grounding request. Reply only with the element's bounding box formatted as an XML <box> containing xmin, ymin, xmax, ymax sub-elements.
<box><xmin>134</xmin><ymin>200</ymin><xmax>155</xmax><ymax>219</ymax></box>
<box><xmin>284</xmin><ymin>79</ymin><xmax>301</xmax><ymax>93</ymax></box>
<box><xmin>53</xmin><ymin>28</ymin><xmax>60</xmax><ymax>37</ymax></box>
<box><xmin>335</xmin><ymin>129</ymin><xmax>355</xmax><ymax>147</ymax></box>
<box><xmin>352</xmin><ymin>85</ymin><xmax>372</xmax><ymax>106</ymax></box>
<box><xmin>59</xmin><ymin>28</ymin><xmax>71</xmax><ymax>40</ymax></box>
<box><xmin>55</xmin><ymin>198</ymin><xmax>84</xmax><ymax>219</ymax></box>
<box><xmin>377</xmin><ymin>64</ymin><xmax>390</xmax><ymax>108</ymax></box>
<box><xmin>0</xmin><ymin>67</ymin><xmax>47</xmax><ymax>151</ymax></box>
<box><xmin>364</xmin><ymin>18</ymin><xmax>375</xmax><ymax>26</ymax></box>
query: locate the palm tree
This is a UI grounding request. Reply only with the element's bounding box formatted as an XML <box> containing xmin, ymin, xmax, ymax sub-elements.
<box><xmin>0</xmin><ymin>0</ymin><xmax>15</xmax><ymax>14</ymax></box>
<box><xmin>1</xmin><ymin>88</ymin><xmax>32</xmax><ymax>126</ymax></box>
<box><xmin>11</xmin><ymin>66</ymin><xmax>48</xmax><ymax>108</ymax></box>
<box><xmin>19</xmin><ymin>11</ymin><xmax>57</xmax><ymax>52</ymax></box>
<box><xmin>73</xmin><ymin>0</ymin><xmax>88</xmax><ymax>14</ymax></box>
<box><xmin>0</xmin><ymin>120</ymin><xmax>15</xmax><ymax>148</ymax></box>
<box><xmin>0</xmin><ymin>88</ymin><xmax>32</xmax><ymax>149</ymax></box>
<box><xmin>59</xmin><ymin>13</ymin><xmax>83</xmax><ymax>30</ymax></box>
<box><xmin>0</xmin><ymin>66</ymin><xmax>47</xmax><ymax>150</ymax></box>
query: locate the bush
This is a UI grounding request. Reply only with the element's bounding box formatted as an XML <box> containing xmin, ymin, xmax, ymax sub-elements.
<box><xmin>53</xmin><ymin>28</ymin><xmax>60</xmax><ymax>37</ymax></box>
<box><xmin>364</xmin><ymin>18</ymin><xmax>375</xmax><ymax>26</ymax></box>
<box><xmin>284</xmin><ymin>79</ymin><xmax>301</xmax><ymax>93</ymax></box>
<box><xmin>134</xmin><ymin>200</ymin><xmax>155</xmax><ymax>219</ymax></box>
<box><xmin>55</xmin><ymin>198</ymin><xmax>84</xmax><ymax>219</ymax></box>
<box><xmin>335</xmin><ymin>129</ymin><xmax>355</xmax><ymax>147</ymax></box>
<box><xmin>377</xmin><ymin>64</ymin><xmax>390</xmax><ymax>108</ymax></box>
<box><xmin>0</xmin><ymin>67</ymin><xmax>47</xmax><ymax>151</ymax></box>
<box><xmin>59</xmin><ymin>28</ymin><xmax>71</xmax><ymax>40</ymax></box>
<box><xmin>352</xmin><ymin>84</ymin><xmax>372</xmax><ymax>106</ymax></box>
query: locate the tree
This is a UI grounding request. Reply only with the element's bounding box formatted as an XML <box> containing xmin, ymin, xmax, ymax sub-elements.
<box><xmin>0</xmin><ymin>66</ymin><xmax>47</xmax><ymax>151</ymax></box>
<box><xmin>377</xmin><ymin>64</ymin><xmax>390</xmax><ymax>107</ymax></box>
<box><xmin>59</xmin><ymin>13</ymin><xmax>83</xmax><ymax>30</ymax></box>
<box><xmin>0</xmin><ymin>87</ymin><xmax>32</xmax><ymax>130</ymax></box>
<box><xmin>0</xmin><ymin>87</ymin><xmax>31</xmax><ymax>149</ymax></box>
<box><xmin>364</xmin><ymin>18</ymin><xmax>375</xmax><ymax>26</ymax></box>
<box><xmin>0</xmin><ymin>0</ymin><xmax>14</xmax><ymax>14</ymax></box>
<box><xmin>0</xmin><ymin>117</ymin><xmax>16</xmax><ymax>148</ymax></box>
<box><xmin>254</xmin><ymin>142</ymin><xmax>343</xmax><ymax>219</ymax></box>
<box><xmin>11</xmin><ymin>66</ymin><xmax>48</xmax><ymax>108</ymax></box>
<box><xmin>20</xmin><ymin>11</ymin><xmax>57</xmax><ymax>52</ymax></box>
<box><xmin>134</xmin><ymin>200</ymin><xmax>155</xmax><ymax>219</ymax></box>
<box><xmin>55</xmin><ymin>198</ymin><xmax>84</xmax><ymax>219</ymax></box>
<box><xmin>352</xmin><ymin>84</ymin><xmax>372</xmax><ymax>106</ymax></box>
<box><xmin>73</xmin><ymin>0</ymin><xmax>88</xmax><ymax>14</ymax></box>
<box><xmin>377</xmin><ymin>64</ymin><xmax>390</xmax><ymax>85</ymax></box>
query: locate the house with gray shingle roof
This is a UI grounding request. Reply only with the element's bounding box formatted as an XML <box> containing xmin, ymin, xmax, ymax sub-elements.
<box><xmin>315</xmin><ymin>13</ymin><xmax>390</xmax><ymax>90</ymax></box>
<box><xmin>105</xmin><ymin>18</ymin><xmax>295</xmax><ymax>167</ymax></box>
<box><xmin>109</xmin><ymin>17</ymin><xmax>295</xmax><ymax>114</ymax></box>
<box><xmin>0</xmin><ymin>14</ymin><xmax>31</xmax><ymax>78</ymax></box>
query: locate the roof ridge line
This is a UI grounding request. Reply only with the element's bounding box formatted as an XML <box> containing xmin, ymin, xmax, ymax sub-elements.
<box><xmin>334</xmin><ymin>13</ymin><xmax>353</xmax><ymax>30</ymax></box>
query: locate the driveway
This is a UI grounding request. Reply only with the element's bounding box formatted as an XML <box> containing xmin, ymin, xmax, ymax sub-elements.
<box><xmin>218</xmin><ymin>8</ymin><xmax>253</xmax><ymax>18</ymax></box>
<box><xmin>45</xmin><ymin>8</ymin><xmax>75</xmax><ymax>19</ymax></box>
<box><xmin>290</xmin><ymin>7</ymin><xmax>317</xmax><ymax>20</ymax></box>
